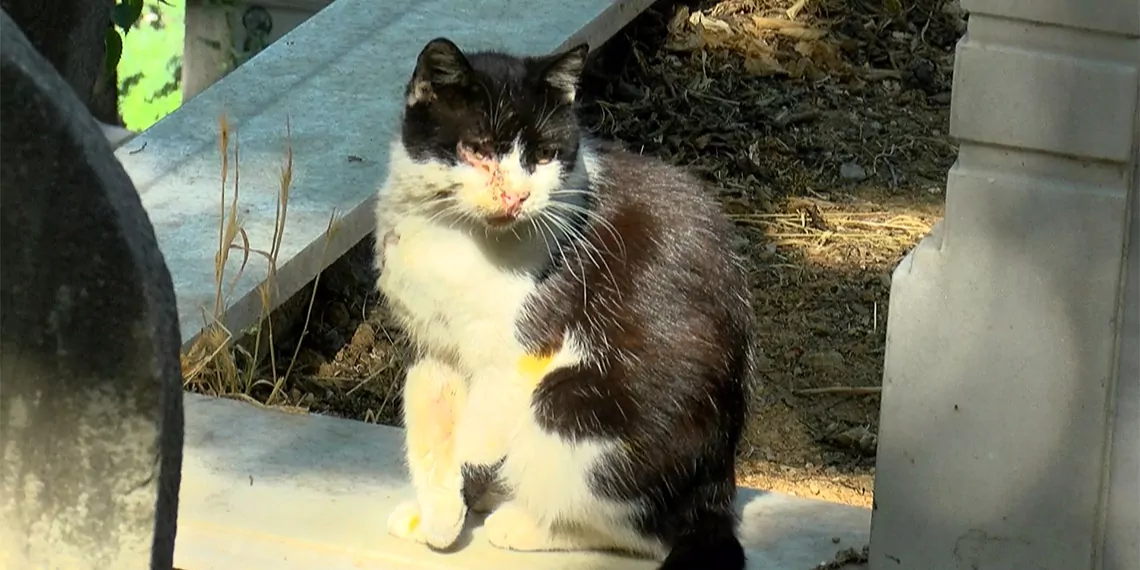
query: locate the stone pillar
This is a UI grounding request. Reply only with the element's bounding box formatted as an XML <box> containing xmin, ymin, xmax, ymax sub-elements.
<box><xmin>181</xmin><ymin>0</ymin><xmax>334</xmax><ymax>102</ymax></box>
<box><xmin>868</xmin><ymin>1</ymin><xmax>1139</xmax><ymax>569</ymax></box>
<box><xmin>182</xmin><ymin>0</ymin><xmax>234</xmax><ymax>103</ymax></box>
<box><xmin>0</xmin><ymin>10</ymin><xmax>184</xmax><ymax>570</ymax></box>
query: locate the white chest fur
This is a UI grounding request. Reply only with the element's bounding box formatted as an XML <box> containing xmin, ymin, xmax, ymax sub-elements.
<box><xmin>377</xmin><ymin>211</ymin><xmax>540</xmax><ymax>374</ymax></box>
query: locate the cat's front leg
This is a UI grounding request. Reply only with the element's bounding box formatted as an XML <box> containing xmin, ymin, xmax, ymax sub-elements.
<box><xmin>454</xmin><ymin>374</ymin><xmax>513</xmax><ymax>465</ymax></box>
<box><xmin>452</xmin><ymin>372</ymin><xmax>514</xmax><ymax>510</ymax></box>
<box><xmin>387</xmin><ymin>358</ymin><xmax>468</xmax><ymax>549</ymax></box>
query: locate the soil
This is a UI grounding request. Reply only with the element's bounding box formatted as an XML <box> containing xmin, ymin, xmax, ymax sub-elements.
<box><xmin>187</xmin><ymin>0</ymin><xmax>965</xmax><ymax>512</ymax></box>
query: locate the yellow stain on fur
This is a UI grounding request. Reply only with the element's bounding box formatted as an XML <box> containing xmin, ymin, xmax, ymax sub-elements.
<box><xmin>407</xmin><ymin>513</ymin><xmax>420</xmax><ymax>533</ymax></box>
<box><xmin>517</xmin><ymin>352</ymin><xmax>554</xmax><ymax>386</ymax></box>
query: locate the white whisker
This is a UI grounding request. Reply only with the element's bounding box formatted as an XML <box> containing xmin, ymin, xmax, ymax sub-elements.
<box><xmin>545</xmin><ymin>199</ymin><xmax>627</xmax><ymax>260</ymax></box>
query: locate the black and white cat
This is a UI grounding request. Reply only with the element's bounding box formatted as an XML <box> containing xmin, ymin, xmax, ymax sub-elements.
<box><xmin>374</xmin><ymin>37</ymin><xmax>754</xmax><ymax>570</ymax></box>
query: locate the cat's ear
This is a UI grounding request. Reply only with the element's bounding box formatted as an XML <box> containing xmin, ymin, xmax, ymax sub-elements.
<box><xmin>407</xmin><ymin>37</ymin><xmax>473</xmax><ymax>106</ymax></box>
<box><xmin>540</xmin><ymin>43</ymin><xmax>589</xmax><ymax>104</ymax></box>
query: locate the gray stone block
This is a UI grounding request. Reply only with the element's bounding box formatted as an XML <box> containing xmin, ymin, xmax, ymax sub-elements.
<box><xmin>868</xmin><ymin>1</ymin><xmax>1140</xmax><ymax>569</ymax></box>
<box><xmin>0</xmin><ymin>10</ymin><xmax>184</xmax><ymax>570</ymax></box>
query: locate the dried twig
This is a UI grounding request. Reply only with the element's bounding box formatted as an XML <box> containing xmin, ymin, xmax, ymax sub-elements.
<box><xmin>794</xmin><ymin>386</ymin><xmax>882</xmax><ymax>396</ymax></box>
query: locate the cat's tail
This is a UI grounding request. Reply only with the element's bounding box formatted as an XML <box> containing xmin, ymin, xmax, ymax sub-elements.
<box><xmin>657</xmin><ymin>511</ymin><xmax>746</xmax><ymax>570</ymax></box>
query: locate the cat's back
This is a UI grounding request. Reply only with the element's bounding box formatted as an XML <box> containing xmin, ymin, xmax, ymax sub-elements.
<box><xmin>588</xmin><ymin>141</ymin><xmax>743</xmax><ymax>280</ymax></box>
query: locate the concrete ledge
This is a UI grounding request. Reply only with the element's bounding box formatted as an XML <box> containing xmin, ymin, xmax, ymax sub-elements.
<box><xmin>175</xmin><ymin>394</ymin><xmax>871</xmax><ymax>570</ymax></box>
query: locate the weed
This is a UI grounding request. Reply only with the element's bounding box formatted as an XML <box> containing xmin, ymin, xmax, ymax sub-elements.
<box><xmin>181</xmin><ymin>112</ymin><xmax>340</xmax><ymax>407</ymax></box>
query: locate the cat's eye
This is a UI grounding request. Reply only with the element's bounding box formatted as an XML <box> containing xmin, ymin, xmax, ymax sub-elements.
<box><xmin>458</xmin><ymin>141</ymin><xmax>491</xmax><ymax>162</ymax></box>
<box><xmin>534</xmin><ymin>147</ymin><xmax>558</xmax><ymax>165</ymax></box>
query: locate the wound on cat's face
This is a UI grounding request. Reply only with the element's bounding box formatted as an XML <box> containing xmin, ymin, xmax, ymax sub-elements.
<box><xmin>400</xmin><ymin>37</ymin><xmax>590</xmax><ymax>229</ymax></box>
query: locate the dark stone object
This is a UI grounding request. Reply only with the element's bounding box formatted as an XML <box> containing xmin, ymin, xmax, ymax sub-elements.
<box><xmin>0</xmin><ymin>9</ymin><xmax>183</xmax><ymax>570</ymax></box>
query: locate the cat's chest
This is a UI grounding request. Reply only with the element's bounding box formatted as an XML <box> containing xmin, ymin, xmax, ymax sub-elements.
<box><xmin>377</xmin><ymin>218</ymin><xmax>538</xmax><ymax>363</ymax></box>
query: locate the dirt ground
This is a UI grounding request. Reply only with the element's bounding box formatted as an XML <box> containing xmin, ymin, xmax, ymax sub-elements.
<box><xmin>192</xmin><ymin>0</ymin><xmax>965</xmax><ymax>512</ymax></box>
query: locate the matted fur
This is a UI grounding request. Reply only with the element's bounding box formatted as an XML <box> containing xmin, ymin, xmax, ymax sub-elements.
<box><xmin>374</xmin><ymin>37</ymin><xmax>754</xmax><ymax>570</ymax></box>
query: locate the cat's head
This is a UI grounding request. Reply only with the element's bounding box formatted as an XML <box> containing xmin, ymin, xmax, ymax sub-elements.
<box><xmin>397</xmin><ymin>38</ymin><xmax>590</xmax><ymax>230</ymax></box>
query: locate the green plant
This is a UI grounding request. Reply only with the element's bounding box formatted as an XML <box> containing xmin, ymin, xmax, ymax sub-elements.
<box><xmin>105</xmin><ymin>0</ymin><xmax>173</xmax><ymax>74</ymax></box>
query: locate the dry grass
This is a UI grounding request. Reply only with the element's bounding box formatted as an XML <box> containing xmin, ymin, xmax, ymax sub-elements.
<box><xmin>731</xmin><ymin>208</ymin><xmax>932</xmax><ymax>250</ymax></box>
<box><xmin>180</xmin><ymin>113</ymin><xmax>342</xmax><ymax>408</ymax></box>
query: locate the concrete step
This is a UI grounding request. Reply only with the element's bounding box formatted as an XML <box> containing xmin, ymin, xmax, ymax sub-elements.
<box><xmin>175</xmin><ymin>394</ymin><xmax>871</xmax><ymax>570</ymax></box>
<box><xmin>114</xmin><ymin>0</ymin><xmax>656</xmax><ymax>351</ymax></box>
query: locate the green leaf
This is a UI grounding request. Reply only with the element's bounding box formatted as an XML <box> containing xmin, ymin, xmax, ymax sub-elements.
<box><xmin>105</xmin><ymin>27</ymin><xmax>123</xmax><ymax>76</ymax></box>
<box><xmin>111</xmin><ymin>0</ymin><xmax>145</xmax><ymax>33</ymax></box>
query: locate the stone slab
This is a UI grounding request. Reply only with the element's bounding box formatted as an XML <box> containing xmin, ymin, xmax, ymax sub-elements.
<box><xmin>173</xmin><ymin>394</ymin><xmax>871</xmax><ymax>570</ymax></box>
<box><xmin>114</xmin><ymin>0</ymin><xmax>657</xmax><ymax>352</ymax></box>
<box><xmin>0</xmin><ymin>10</ymin><xmax>184</xmax><ymax>569</ymax></box>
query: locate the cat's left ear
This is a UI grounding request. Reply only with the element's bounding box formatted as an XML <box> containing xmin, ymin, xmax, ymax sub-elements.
<box><xmin>540</xmin><ymin>43</ymin><xmax>589</xmax><ymax>104</ymax></box>
<box><xmin>407</xmin><ymin>37</ymin><xmax>473</xmax><ymax>106</ymax></box>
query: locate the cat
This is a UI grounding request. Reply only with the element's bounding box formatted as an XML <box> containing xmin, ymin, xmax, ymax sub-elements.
<box><xmin>373</xmin><ymin>37</ymin><xmax>755</xmax><ymax>570</ymax></box>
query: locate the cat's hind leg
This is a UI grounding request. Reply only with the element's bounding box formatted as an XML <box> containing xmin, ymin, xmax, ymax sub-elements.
<box><xmin>387</xmin><ymin>358</ymin><xmax>468</xmax><ymax>549</ymax></box>
<box><xmin>482</xmin><ymin>500</ymin><xmax>619</xmax><ymax>553</ymax></box>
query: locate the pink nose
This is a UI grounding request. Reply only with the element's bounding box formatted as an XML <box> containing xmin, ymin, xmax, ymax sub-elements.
<box><xmin>499</xmin><ymin>190</ymin><xmax>530</xmax><ymax>214</ymax></box>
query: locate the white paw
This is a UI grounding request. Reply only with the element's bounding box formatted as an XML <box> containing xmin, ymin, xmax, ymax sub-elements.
<box><xmin>386</xmin><ymin>499</ymin><xmax>427</xmax><ymax>543</ymax></box>
<box><xmin>483</xmin><ymin>503</ymin><xmax>549</xmax><ymax>551</ymax></box>
<box><xmin>420</xmin><ymin>489</ymin><xmax>467</xmax><ymax>549</ymax></box>
<box><xmin>387</xmin><ymin>491</ymin><xmax>466</xmax><ymax>550</ymax></box>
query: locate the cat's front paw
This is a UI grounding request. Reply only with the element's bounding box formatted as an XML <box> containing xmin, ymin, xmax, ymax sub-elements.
<box><xmin>420</xmin><ymin>489</ymin><xmax>467</xmax><ymax>549</ymax></box>
<box><xmin>387</xmin><ymin>492</ymin><xmax>466</xmax><ymax>550</ymax></box>
<box><xmin>386</xmin><ymin>499</ymin><xmax>427</xmax><ymax>543</ymax></box>
<box><xmin>483</xmin><ymin>502</ymin><xmax>552</xmax><ymax>551</ymax></box>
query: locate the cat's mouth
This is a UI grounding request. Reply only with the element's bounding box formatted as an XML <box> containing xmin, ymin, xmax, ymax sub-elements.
<box><xmin>483</xmin><ymin>212</ymin><xmax>522</xmax><ymax>229</ymax></box>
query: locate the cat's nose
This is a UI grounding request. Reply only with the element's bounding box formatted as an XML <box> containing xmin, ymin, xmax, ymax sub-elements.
<box><xmin>500</xmin><ymin>190</ymin><xmax>530</xmax><ymax>214</ymax></box>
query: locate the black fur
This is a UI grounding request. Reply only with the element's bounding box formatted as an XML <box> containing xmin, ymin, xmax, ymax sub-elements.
<box><xmin>401</xmin><ymin>38</ymin><xmax>754</xmax><ymax>570</ymax></box>
<box><xmin>520</xmin><ymin>144</ymin><xmax>753</xmax><ymax>570</ymax></box>
<box><xmin>460</xmin><ymin>459</ymin><xmax>505</xmax><ymax>509</ymax></box>
<box><xmin>402</xmin><ymin>37</ymin><xmax>587</xmax><ymax>173</ymax></box>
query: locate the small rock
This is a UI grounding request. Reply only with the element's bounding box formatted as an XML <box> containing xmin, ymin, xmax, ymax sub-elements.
<box><xmin>839</xmin><ymin>162</ymin><xmax>868</xmax><ymax>181</ymax></box>
<box><xmin>317</xmin><ymin>360</ymin><xmax>338</xmax><ymax>377</ymax></box>
<box><xmin>826</xmin><ymin>426</ymin><xmax>879</xmax><ymax>457</ymax></box>
<box><xmin>903</xmin><ymin>56</ymin><xmax>939</xmax><ymax>94</ymax></box>
<box><xmin>350</xmin><ymin>323</ymin><xmax>375</xmax><ymax>351</ymax></box>
<box><xmin>929</xmin><ymin>92</ymin><xmax>952</xmax><ymax>105</ymax></box>
<box><xmin>926</xmin><ymin>186</ymin><xmax>944</xmax><ymax>195</ymax></box>
<box><xmin>806</xmin><ymin>349</ymin><xmax>845</xmax><ymax>372</ymax></box>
